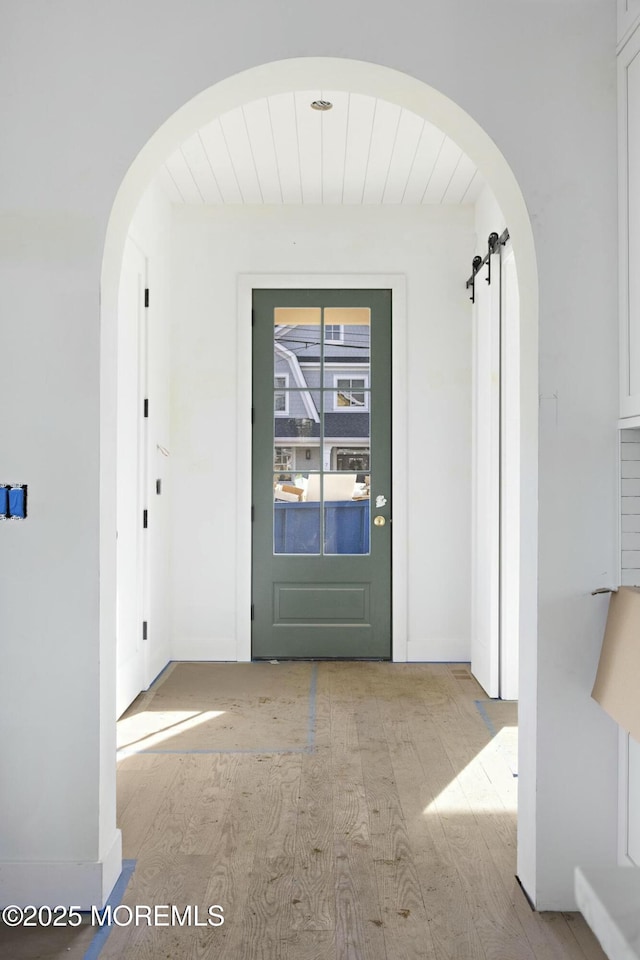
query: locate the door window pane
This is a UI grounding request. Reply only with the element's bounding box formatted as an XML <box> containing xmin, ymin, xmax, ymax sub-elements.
<box><xmin>273</xmin><ymin>473</ymin><xmax>320</xmax><ymax>555</ymax></box>
<box><xmin>323</xmin><ymin>473</ymin><xmax>370</xmax><ymax>555</ymax></box>
<box><xmin>274</xmin><ymin>308</ymin><xmax>322</xmax><ymax>372</ymax></box>
<box><xmin>323</xmin><ymin>308</ymin><xmax>370</xmax><ymax>380</ymax></box>
<box><xmin>324</xmin><ymin>391</ymin><xmax>370</xmax><ymax>455</ymax></box>
<box><xmin>273</xmin><ymin>390</ymin><xmax>321</xmax><ymax>447</ymax></box>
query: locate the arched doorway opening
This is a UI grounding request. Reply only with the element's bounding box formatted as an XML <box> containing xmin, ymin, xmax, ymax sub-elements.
<box><xmin>101</xmin><ymin>57</ymin><xmax>538</xmax><ymax>896</ymax></box>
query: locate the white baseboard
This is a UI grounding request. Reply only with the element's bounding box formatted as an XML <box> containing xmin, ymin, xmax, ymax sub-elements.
<box><xmin>171</xmin><ymin>637</ymin><xmax>238</xmax><ymax>661</ymax></box>
<box><xmin>169</xmin><ymin>638</ymin><xmax>469</xmax><ymax>663</ymax></box>
<box><xmin>0</xmin><ymin>830</ymin><xmax>122</xmax><ymax>909</ymax></box>
<box><xmin>406</xmin><ymin>638</ymin><xmax>470</xmax><ymax>662</ymax></box>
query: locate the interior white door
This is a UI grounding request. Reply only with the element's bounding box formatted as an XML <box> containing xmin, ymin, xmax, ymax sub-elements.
<box><xmin>499</xmin><ymin>241</ymin><xmax>520</xmax><ymax>699</ymax></box>
<box><xmin>116</xmin><ymin>236</ymin><xmax>149</xmax><ymax>718</ymax></box>
<box><xmin>471</xmin><ymin>252</ymin><xmax>501</xmax><ymax>697</ymax></box>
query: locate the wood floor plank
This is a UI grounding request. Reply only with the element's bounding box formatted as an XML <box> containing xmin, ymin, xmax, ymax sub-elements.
<box><xmin>291</xmin><ymin>750</ymin><xmax>335</xmax><ymax>931</ymax></box>
<box><xmin>328</xmin><ymin>666</ymin><xmax>386</xmax><ymax>960</ymax></box>
<box><xmin>284</xmin><ymin>930</ymin><xmax>335</xmax><ymax>959</ymax></box>
<box><xmin>379</xmin><ymin>696</ymin><xmax>488</xmax><ymax>960</ymax></box>
<box><xmin>200</xmin><ymin>755</ymin><xmax>277</xmax><ymax>959</ymax></box>
<box><xmin>562</xmin><ymin>911</ymin><xmax>609</xmax><ymax>960</ymax></box>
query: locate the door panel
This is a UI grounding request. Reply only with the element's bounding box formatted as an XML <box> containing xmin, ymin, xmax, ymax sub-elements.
<box><xmin>252</xmin><ymin>288</ymin><xmax>391</xmax><ymax>659</ymax></box>
<box><xmin>116</xmin><ymin>237</ymin><xmax>149</xmax><ymax>716</ymax></box>
<box><xmin>471</xmin><ymin>254</ymin><xmax>501</xmax><ymax>697</ymax></box>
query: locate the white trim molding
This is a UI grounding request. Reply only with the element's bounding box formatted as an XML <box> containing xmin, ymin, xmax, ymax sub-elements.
<box><xmin>0</xmin><ymin>831</ymin><xmax>122</xmax><ymax>911</ymax></box>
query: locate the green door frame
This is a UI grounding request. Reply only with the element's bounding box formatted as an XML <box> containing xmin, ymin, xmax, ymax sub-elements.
<box><xmin>235</xmin><ymin>274</ymin><xmax>408</xmax><ymax>663</ymax></box>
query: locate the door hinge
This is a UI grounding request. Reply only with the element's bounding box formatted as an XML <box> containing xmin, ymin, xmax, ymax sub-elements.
<box><xmin>143</xmin><ymin>509</ymin><xmax>148</xmax><ymax>529</ymax></box>
<box><xmin>251</xmin><ymin>407</ymin><xmax>255</xmax><ymax>425</ymax></box>
<box><xmin>251</xmin><ymin>505</ymin><xmax>255</xmax><ymax>522</ymax></box>
<box><xmin>143</xmin><ymin>398</ymin><xmax>149</xmax><ymax>418</ymax></box>
<box><xmin>251</xmin><ymin>309</ymin><xmax>255</xmax><ymax>327</ymax></box>
<box><xmin>144</xmin><ymin>287</ymin><xmax>150</xmax><ymax>308</ymax></box>
<box><xmin>142</xmin><ymin>621</ymin><xmax>148</xmax><ymax>641</ymax></box>
<box><xmin>251</xmin><ymin>603</ymin><xmax>255</xmax><ymax>621</ymax></box>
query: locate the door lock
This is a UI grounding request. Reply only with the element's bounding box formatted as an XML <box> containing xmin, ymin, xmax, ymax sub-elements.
<box><xmin>374</xmin><ymin>515</ymin><xmax>386</xmax><ymax>527</ymax></box>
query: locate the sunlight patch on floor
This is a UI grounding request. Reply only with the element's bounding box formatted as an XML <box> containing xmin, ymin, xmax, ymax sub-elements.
<box><xmin>117</xmin><ymin>709</ymin><xmax>226</xmax><ymax>759</ymax></box>
<box><xmin>422</xmin><ymin>727</ymin><xmax>518</xmax><ymax>815</ymax></box>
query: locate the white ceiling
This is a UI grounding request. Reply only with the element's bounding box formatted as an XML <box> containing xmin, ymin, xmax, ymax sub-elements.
<box><xmin>157</xmin><ymin>91</ymin><xmax>484</xmax><ymax>206</ymax></box>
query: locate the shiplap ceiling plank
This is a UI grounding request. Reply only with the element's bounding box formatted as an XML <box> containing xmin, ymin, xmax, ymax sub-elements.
<box><xmin>157</xmin><ymin>164</ymin><xmax>186</xmax><ymax>203</ymax></box>
<box><xmin>159</xmin><ymin>92</ymin><xmax>484</xmax><ymax>208</ymax></box>
<box><xmin>180</xmin><ymin>133</ymin><xmax>224</xmax><ymax>204</ymax></box>
<box><xmin>442</xmin><ymin>152</ymin><xmax>478</xmax><ymax>204</ymax></box>
<box><xmin>382</xmin><ymin>110</ymin><xmax>424</xmax><ymax>204</ymax></box>
<box><xmin>165</xmin><ymin>149</ymin><xmax>203</xmax><ymax>204</ymax></box>
<box><xmin>342</xmin><ymin>93</ymin><xmax>377</xmax><ymax>204</ymax></box>
<box><xmin>295</xmin><ymin>90</ymin><xmax>322</xmax><ymax>204</ymax></box>
<box><xmin>397</xmin><ymin>119</ymin><xmax>445</xmax><ymax>204</ymax></box>
<box><xmin>362</xmin><ymin>99</ymin><xmax>402</xmax><ymax>204</ymax></box>
<box><xmin>422</xmin><ymin>137</ymin><xmax>463</xmax><ymax>204</ymax></box>
<box><xmin>198</xmin><ymin>118</ymin><xmax>243</xmax><ymax>203</ymax></box>
<box><xmin>321</xmin><ymin>90</ymin><xmax>350</xmax><ymax>205</ymax></box>
<box><xmin>269</xmin><ymin>93</ymin><xmax>303</xmax><ymax>204</ymax></box>
<box><xmin>242</xmin><ymin>99</ymin><xmax>282</xmax><ymax>204</ymax></box>
<box><xmin>460</xmin><ymin>167</ymin><xmax>484</xmax><ymax>203</ymax></box>
<box><xmin>219</xmin><ymin>108</ymin><xmax>263</xmax><ymax>203</ymax></box>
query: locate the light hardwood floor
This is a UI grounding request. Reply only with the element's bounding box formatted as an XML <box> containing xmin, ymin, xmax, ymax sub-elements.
<box><xmin>0</xmin><ymin>662</ymin><xmax>607</xmax><ymax>960</ymax></box>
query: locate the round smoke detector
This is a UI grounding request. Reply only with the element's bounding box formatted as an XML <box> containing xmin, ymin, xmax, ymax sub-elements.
<box><xmin>310</xmin><ymin>100</ymin><xmax>333</xmax><ymax>111</ymax></box>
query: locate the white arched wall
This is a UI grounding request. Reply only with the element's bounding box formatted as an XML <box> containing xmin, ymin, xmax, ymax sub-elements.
<box><xmin>102</xmin><ymin>57</ymin><xmax>540</xmax><ymax>901</ymax></box>
<box><xmin>0</xmin><ymin>0</ymin><xmax>618</xmax><ymax>913</ymax></box>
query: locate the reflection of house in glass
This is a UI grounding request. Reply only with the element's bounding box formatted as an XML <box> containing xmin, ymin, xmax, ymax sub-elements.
<box><xmin>274</xmin><ymin>321</ymin><xmax>371</xmax><ymax>476</ymax></box>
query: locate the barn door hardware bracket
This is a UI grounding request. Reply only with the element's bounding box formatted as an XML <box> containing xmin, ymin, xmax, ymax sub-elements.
<box><xmin>465</xmin><ymin>228</ymin><xmax>510</xmax><ymax>301</ymax></box>
<box><xmin>486</xmin><ymin>232</ymin><xmax>500</xmax><ymax>284</ymax></box>
<box><xmin>466</xmin><ymin>256</ymin><xmax>483</xmax><ymax>303</ymax></box>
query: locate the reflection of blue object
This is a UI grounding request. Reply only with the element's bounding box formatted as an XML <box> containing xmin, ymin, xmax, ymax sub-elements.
<box><xmin>0</xmin><ymin>487</ymin><xmax>7</xmax><ymax>517</ymax></box>
<box><xmin>325</xmin><ymin>500</ymin><xmax>369</xmax><ymax>554</ymax></box>
<box><xmin>9</xmin><ymin>486</ymin><xmax>26</xmax><ymax>518</ymax></box>
<box><xmin>274</xmin><ymin>502</ymin><xmax>320</xmax><ymax>554</ymax></box>
<box><xmin>274</xmin><ymin>500</ymin><xmax>369</xmax><ymax>555</ymax></box>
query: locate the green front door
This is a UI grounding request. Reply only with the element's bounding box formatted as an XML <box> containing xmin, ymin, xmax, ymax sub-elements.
<box><xmin>252</xmin><ymin>288</ymin><xmax>392</xmax><ymax>659</ymax></box>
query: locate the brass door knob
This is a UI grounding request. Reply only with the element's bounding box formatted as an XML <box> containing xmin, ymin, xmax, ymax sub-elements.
<box><xmin>374</xmin><ymin>515</ymin><xmax>386</xmax><ymax>527</ymax></box>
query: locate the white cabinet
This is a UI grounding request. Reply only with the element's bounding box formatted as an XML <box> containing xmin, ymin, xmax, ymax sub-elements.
<box><xmin>619</xmin><ymin>26</ymin><xmax>640</xmax><ymax>417</ymax></box>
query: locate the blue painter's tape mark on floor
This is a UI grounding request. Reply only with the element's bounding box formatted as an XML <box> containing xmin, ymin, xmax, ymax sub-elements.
<box><xmin>82</xmin><ymin>859</ymin><xmax>136</xmax><ymax>960</ymax></box>
<box><xmin>146</xmin><ymin>660</ymin><xmax>172</xmax><ymax>690</ymax></box>
<box><xmin>474</xmin><ymin>699</ymin><xmax>497</xmax><ymax>737</ymax></box>
<box><xmin>137</xmin><ymin>661</ymin><xmax>319</xmax><ymax>756</ymax></box>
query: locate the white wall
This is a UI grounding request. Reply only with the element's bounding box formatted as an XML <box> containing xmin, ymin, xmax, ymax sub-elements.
<box><xmin>116</xmin><ymin>183</ymin><xmax>173</xmax><ymax>716</ymax></box>
<box><xmin>169</xmin><ymin>204</ymin><xmax>475</xmax><ymax>662</ymax></box>
<box><xmin>0</xmin><ymin>0</ymin><xmax>619</xmax><ymax>910</ymax></box>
